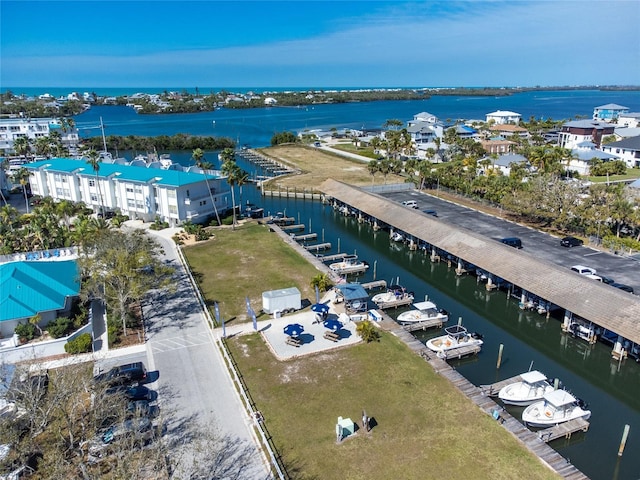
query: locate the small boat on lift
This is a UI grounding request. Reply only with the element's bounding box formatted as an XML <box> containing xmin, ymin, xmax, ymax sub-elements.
<box><xmin>498</xmin><ymin>370</ymin><xmax>557</xmax><ymax>406</ymax></box>
<box><xmin>329</xmin><ymin>255</ymin><xmax>369</xmax><ymax>275</ymax></box>
<box><xmin>390</xmin><ymin>231</ymin><xmax>404</xmax><ymax>242</ymax></box>
<box><xmin>396</xmin><ymin>300</ymin><xmax>448</xmax><ymax>325</ymax></box>
<box><xmin>522</xmin><ymin>389</ymin><xmax>591</xmax><ymax>428</ymax></box>
<box><xmin>371</xmin><ymin>285</ymin><xmax>414</xmax><ymax>309</ymax></box>
<box><xmin>425</xmin><ymin>325</ymin><xmax>483</xmax><ymax>354</ymax></box>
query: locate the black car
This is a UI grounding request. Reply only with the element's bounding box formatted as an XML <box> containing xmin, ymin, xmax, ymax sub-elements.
<box><xmin>500</xmin><ymin>237</ymin><xmax>523</xmax><ymax>249</ymax></box>
<box><xmin>560</xmin><ymin>236</ymin><xmax>583</xmax><ymax>248</ymax></box>
<box><xmin>611</xmin><ymin>283</ymin><xmax>634</xmax><ymax>294</ymax></box>
<box><xmin>105</xmin><ymin>384</ymin><xmax>153</xmax><ymax>401</ymax></box>
<box><xmin>94</xmin><ymin>362</ymin><xmax>147</xmax><ymax>386</ymax></box>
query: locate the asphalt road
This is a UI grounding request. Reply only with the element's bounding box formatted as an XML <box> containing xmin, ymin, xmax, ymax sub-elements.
<box><xmin>137</xmin><ymin>228</ymin><xmax>270</xmax><ymax>479</ymax></box>
<box><xmin>384</xmin><ymin>190</ymin><xmax>640</xmax><ymax>293</ymax></box>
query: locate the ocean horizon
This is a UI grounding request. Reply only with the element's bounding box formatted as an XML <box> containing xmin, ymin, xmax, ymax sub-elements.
<box><xmin>4</xmin><ymin>85</ymin><xmax>640</xmax><ymax>98</ymax></box>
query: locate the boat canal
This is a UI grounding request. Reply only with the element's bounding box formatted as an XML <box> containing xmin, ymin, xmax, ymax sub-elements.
<box><xmin>239</xmin><ymin>186</ymin><xmax>639</xmax><ymax>480</ymax></box>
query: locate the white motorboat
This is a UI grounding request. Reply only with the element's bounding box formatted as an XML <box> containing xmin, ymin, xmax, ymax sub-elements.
<box><xmin>522</xmin><ymin>389</ymin><xmax>590</xmax><ymax>428</ymax></box>
<box><xmin>371</xmin><ymin>285</ymin><xmax>414</xmax><ymax>308</ymax></box>
<box><xmin>425</xmin><ymin>325</ymin><xmax>483</xmax><ymax>353</ymax></box>
<box><xmin>390</xmin><ymin>231</ymin><xmax>404</xmax><ymax>242</ymax></box>
<box><xmin>329</xmin><ymin>255</ymin><xmax>369</xmax><ymax>275</ymax></box>
<box><xmin>498</xmin><ymin>370</ymin><xmax>556</xmax><ymax>406</ymax></box>
<box><xmin>396</xmin><ymin>300</ymin><xmax>448</xmax><ymax>325</ymax></box>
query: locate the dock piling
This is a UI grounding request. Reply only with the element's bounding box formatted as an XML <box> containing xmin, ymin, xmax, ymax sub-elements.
<box><xmin>618</xmin><ymin>424</ymin><xmax>630</xmax><ymax>456</ymax></box>
<box><xmin>496</xmin><ymin>344</ymin><xmax>504</xmax><ymax>369</ymax></box>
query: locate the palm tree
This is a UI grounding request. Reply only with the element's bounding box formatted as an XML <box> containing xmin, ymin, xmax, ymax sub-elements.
<box><xmin>310</xmin><ymin>273</ymin><xmax>333</xmax><ymax>293</ymax></box>
<box><xmin>367</xmin><ymin>160</ymin><xmax>379</xmax><ymax>186</ymax></box>
<box><xmin>221</xmin><ymin>159</ymin><xmax>248</xmax><ymax>230</ymax></box>
<box><xmin>85</xmin><ymin>149</ymin><xmax>105</xmax><ymax>216</ymax></box>
<box><xmin>13</xmin><ymin>167</ymin><xmax>31</xmax><ymax>214</ymax></box>
<box><xmin>356</xmin><ymin>320</ymin><xmax>380</xmax><ymax>343</ymax></box>
<box><xmin>13</xmin><ymin>136</ymin><xmax>31</xmax><ymax>161</ymax></box>
<box><xmin>192</xmin><ymin>148</ymin><xmax>222</xmax><ymax>226</ymax></box>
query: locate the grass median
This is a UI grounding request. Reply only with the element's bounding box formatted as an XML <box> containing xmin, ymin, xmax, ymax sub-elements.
<box><xmin>183</xmin><ymin>222</ymin><xmax>559</xmax><ymax>480</ymax></box>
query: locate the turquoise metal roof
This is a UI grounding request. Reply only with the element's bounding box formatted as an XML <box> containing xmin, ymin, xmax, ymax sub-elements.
<box><xmin>0</xmin><ymin>260</ymin><xmax>80</xmax><ymax>323</ymax></box>
<box><xmin>26</xmin><ymin>157</ymin><xmax>218</xmax><ymax>187</ymax></box>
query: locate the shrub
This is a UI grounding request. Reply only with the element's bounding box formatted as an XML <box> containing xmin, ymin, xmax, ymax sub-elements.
<box><xmin>222</xmin><ymin>215</ymin><xmax>234</xmax><ymax>226</ymax></box>
<box><xmin>356</xmin><ymin>320</ymin><xmax>380</xmax><ymax>343</ymax></box>
<box><xmin>47</xmin><ymin>317</ymin><xmax>73</xmax><ymax>339</ymax></box>
<box><xmin>15</xmin><ymin>322</ymin><xmax>38</xmax><ymax>342</ymax></box>
<box><xmin>64</xmin><ymin>333</ymin><xmax>92</xmax><ymax>354</ymax></box>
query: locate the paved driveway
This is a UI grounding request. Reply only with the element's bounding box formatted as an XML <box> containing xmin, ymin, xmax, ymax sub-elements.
<box><xmin>141</xmin><ymin>227</ymin><xmax>271</xmax><ymax>479</ymax></box>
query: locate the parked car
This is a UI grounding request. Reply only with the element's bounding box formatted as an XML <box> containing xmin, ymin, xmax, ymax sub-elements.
<box><xmin>423</xmin><ymin>209</ymin><xmax>438</xmax><ymax>217</ymax></box>
<box><xmin>571</xmin><ymin>265</ymin><xmax>597</xmax><ymax>276</ymax></box>
<box><xmin>561</xmin><ymin>236</ymin><xmax>583</xmax><ymax>248</ymax></box>
<box><xmin>611</xmin><ymin>283</ymin><xmax>634</xmax><ymax>294</ymax></box>
<box><xmin>84</xmin><ymin>418</ymin><xmax>154</xmax><ymax>463</ymax></box>
<box><xmin>500</xmin><ymin>237</ymin><xmax>523</xmax><ymax>249</ymax></box>
<box><xmin>94</xmin><ymin>362</ymin><xmax>147</xmax><ymax>386</ymax></box>
<box><xmin>126</xmin><ymin>400</ymin><xmax>160</xmax><ymax>419</ymax></box>
<box><xmin>105</xmin><ymin>384</ymin><xmax>153</xmax><ymax>401</ymax></box>
<box><xmin>401</xmin><ymin>200</ymin><xmax>418</xmax><ymax>209</ymax></box>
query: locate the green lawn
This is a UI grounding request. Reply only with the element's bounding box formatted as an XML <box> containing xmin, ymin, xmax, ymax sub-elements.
<box><xmin>182</xmin><ymin>222</ymin><xmax>322</xmax><ymax>324</ymax></box>
<box><xmin>183</xmin><ymin>222</ymin><xmax>559</xmax><ymax>479</ymax></box>
<box><xmin>586</xmin><ymin>167</ymin><xmax>640</xmax><ymax>183</ymax></box>
<box><xmin>227</xmin><ymin>331</ymin><xmax>559</xmax><ymax>480</ymax></box>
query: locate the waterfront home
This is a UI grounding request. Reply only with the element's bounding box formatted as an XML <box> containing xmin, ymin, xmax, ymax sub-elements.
<box><xmin>601</xmin><ymin>135</ymin><xmax>640</xmax><ymax>168</ymax></box>
<box><xmin>25</xmin><ymin>157</ymin><xmax>231</xmax><ymax>226</ymax></box>
<box><xmin>0</xmin><ymin>117</ymin><xmax>79</xmax><ymax>154</ymax></box>
<box><xmin>0</xmin><ymin>260</ymin><xmax>80</xmax><ymax>341</ymax></box>
<box><xmin>568</xmin><ymin>141</ymin><xmax>620</xmax><ymax>175</ymax></box>
<box><xmin>485</xmin><ymin>110</ymin><xmax>521</xmax><ymax>125</ymax></box>
<box><xmin>616</xmin><ymin>112</ymin><xmax>640</xmax><ymax>128</ymax></box>
<box><xmin>592</xmin><ymin>103</ymin><xmax>630</xmax><ymax>122</ymax></box>
<box><xmin>488</xmin><ymin>124</ymin><xmax>529</xmax><ymax>139</ymax></box>
<box><xmin>557</xmin><ymin>119</ymin><xmax>615</xmax><ymax>149</ymax></box>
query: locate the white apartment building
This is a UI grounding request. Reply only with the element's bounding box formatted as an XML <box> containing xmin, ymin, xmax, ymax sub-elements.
<box><xmin>26</xmin><ymin>158</ymin><xmax>231</xmax><ymax>226</ymax></box>
<box><xmin>0</xmin><ymin>117</ymin><xmax>79</xmax><ymax>153</ymax></box>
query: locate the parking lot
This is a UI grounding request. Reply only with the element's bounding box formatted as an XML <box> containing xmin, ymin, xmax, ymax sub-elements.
<box><xmin>384</xmin><ymin>190</ymin><xmax>640</xmax><ymax>293</ymax></box>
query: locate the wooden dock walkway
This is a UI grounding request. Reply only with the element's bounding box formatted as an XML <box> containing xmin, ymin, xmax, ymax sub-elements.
<box><xmin>479</xmin><ymin>374</ymin><xmax>523</xmax><ymax>396</ymax></box>
<box><xmin>374</xmin><ymin>309</ymin><xmax>589</xmax><ymax>480</ymax></box>
<box><xmin>272</xmin><ymin>217</ymin><xmax>296</xmax><ymax>226</ymax></box>
<box><xmin>281</xmin><ymin>223</ymin><xmax>306</xmax><ymax>231</ymax></box>
<box><xmin>318</xmin><ymin>253</ymin><xmax>349</xmax><ymax>263</ymax></box>
<box><xmin>360</xmin><ymin>280</ymin><xmax>387</xmax><ymax>290</ymax></box>
<box><xmin>436</xmin><ymin>343</ymin><xmax>482</xmax><ymax>360</ymax></box>
<box><xmin>402</xmin><ymin>318</ymin><xmax>444</xmax><ymax>332</ymax></box>
<box><xmin>304</xmin><ymin>242</ymin><xmax>332</xmax><ymax>252</ymax></box>
<box><xmin>292</xmin><ymin>233</ymin><xmax>317</xmax><ymax>241</ymax></box>
<box><xmin>537</xmin><ymin>418</ymin><xmax>590</xmax><ymax>443</ymax></box>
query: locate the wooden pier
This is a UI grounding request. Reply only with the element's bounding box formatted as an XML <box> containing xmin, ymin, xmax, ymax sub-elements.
<box><xmin>435</xmin><ymin>343</ymin><xmax>481</xmax><ymax>360</ymax></box>
<box><xmin>479</xmin><ymin>374</ymin><xmax>523</xmax><ymax>396</ymax></box>
<box><xmin>402</xmin><ymin>318</ymin><xmax>445</xmax><ymax>332</ymax></box>
<box><xmin>318</xmin><ymin>253</ymin><xmax>349</xmax><ymax>263</ymax></box>
<box><xmin>292</xmin><ymin>233</ymin><xmax>317</xmax><ymax>241</ymax></box>
<box><xmin>360</xmin><ymin>280</ymin><xmax>387</xmax><ymax>290</ymax></box>
<box><xmin>537</xmin><ymin>418</ymin><xmax>590</xmax><ymax>443</ymax></box>
<box><xmin>272</xmin><ymin>216</ymin><xmax>296</xmax><ymax>225</ymax></box>
<box><xmin>281</xmin><ymin>223</ymin><xmax>305</xmax><ymax>231</ymax></box>
<box><xmin>372</xmin><ymin>310</ymin><xmax>589</xmax><ymax>480</ymax></box>
<box><xmin>304</xmin><ymin>242</ymin><xmax>332</xmax><ymax>252</ymax></box>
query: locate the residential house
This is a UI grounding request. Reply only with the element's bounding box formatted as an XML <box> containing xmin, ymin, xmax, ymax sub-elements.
<box><xmin>568</xmin><ymin>141</ymin><xmax>620</xmax><ymax>175</ymax></box>
<box><xmin>592</xmin><ymin>103</ymin><xmax>630</xmax><ymax>122</ymax></box>
<box><xmin>479</xmin><ymin>153</ymin><xmax>528</xmax><ymax>176</ymax></box>
<box><xmin>488</xmin><ymin>124</ymin><xmax>529</xmax><ymax>139</ymax></box>
<box><xmin>616</xmin><ymin>112</ymin><xmax>640</xmax><ymax>128</ymax></box>
<box><xmin>485</xmin><ymin>110</ymin><xmax>521</xmax><ymax>125</ymax></box>
<box><xmin>0</xmin><ymin>260</ymin><xmax>80</xmax><ymax>339</ymax></box>
<box><xmin>601</xmin><ymin>136</ymin><xmax>640</xmax><ymax>168</ymax></box>
<box><xmin>558</xmin><ymin>120</ymin><xmax>615</xmax><ymax>149</ymax></box>
<box><xmin>26</xmin><ymin>158</ymin><xmax>231</xmax><ymax>226</ymax></box>
<box><xmin>480</xmin><ymin>138</ymin><xmax>515</xmax><ymax>155</ymax></box>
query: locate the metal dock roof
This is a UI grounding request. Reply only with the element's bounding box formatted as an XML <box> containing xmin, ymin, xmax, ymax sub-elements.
<box><xmin>320</xmin><ymin>179</ymin><xmax>640</xmax><ymax>344</ymax></box>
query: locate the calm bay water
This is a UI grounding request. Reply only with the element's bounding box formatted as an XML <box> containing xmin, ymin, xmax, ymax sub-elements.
<box><xmin>73</xmin><ymin>89</ymin><xmax>640</xmax><ymax>149</ymax></box>
<box><xmin>78</xmin><ymin>91</ymin><xmax>640</xmax><ymax>479</ymax></box>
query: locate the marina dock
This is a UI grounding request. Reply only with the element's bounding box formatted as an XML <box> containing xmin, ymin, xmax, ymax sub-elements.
<box><xmin>281</xmin><ymin>223</ymin><xmax>305</xmax><ymax>231</ymax></box>
<box><xmin>318</xmin><ymin>253</ymin><xmax>349</xmax><ymax>263</ymax></box>
<box><xmin>537</xmin><ymin>418</ymin><xmax>590</xmax><ymax>443</ymax></box>
<box><xmin>479</xmin><ymin>374</ymin><xmax>524</xmax><ymax>396</ymax></box>
<box><xmin>436</xmin><ymin>343</ymin><xmax>482</xmax><ymax>360</ymax></box>
<box><xmin>360</xmin><ymin>280</ymin><xmax>387</xmax><ymax>290</ymax></box>
<box><xmin>304</xmin><ymin>242</ymin><xmax>332</xmax><ymax>252</ymax></box>
<box><xmin>292</xmin><ymin>233</ymin><xmax>317</xmax><ymax>241</ymax></box>
<box><xmin>402</xmin><ymin>317</ymin><xmax>445</xmax><ymax>332</ymax></box>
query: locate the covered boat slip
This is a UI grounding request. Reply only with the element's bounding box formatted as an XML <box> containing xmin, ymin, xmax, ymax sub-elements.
<box><xmin>319</xmin><ymin>179</ymin><xmax>640</xmax><ymax>347</ymax></box>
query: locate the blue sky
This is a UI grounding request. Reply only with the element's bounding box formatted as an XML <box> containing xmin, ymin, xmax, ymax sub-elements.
<box><xmin>1</xmin><ymin>0</ymin><xmax>639</xmax><ymax>88</ymax></box>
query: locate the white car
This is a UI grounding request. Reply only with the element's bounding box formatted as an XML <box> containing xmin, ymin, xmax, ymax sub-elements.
<box><xmin>401</xmin><ymin>200</ymin><xmax>418</xmax><ymax>209</ymax></box>
<box><xmin>571</xmin><ymin>265</ymin><xmax>597</xmax><ymax>276</ymax></box>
